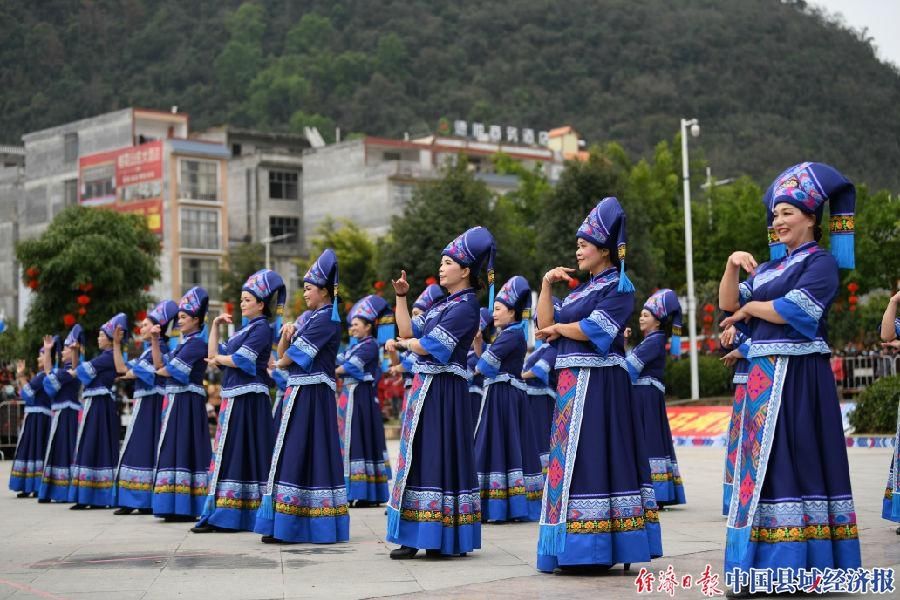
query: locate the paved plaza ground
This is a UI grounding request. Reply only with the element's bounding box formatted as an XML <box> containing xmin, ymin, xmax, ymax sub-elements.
<box><xmin>0</xmin><ymin>445</ymin><xmax>898</xmax><ymax>600</ymax></box>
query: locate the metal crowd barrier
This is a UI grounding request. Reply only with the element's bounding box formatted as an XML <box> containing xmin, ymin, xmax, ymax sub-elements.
<box><xmin>0</xmin><ymin>399</ymin><xmax>25</xmax><ymax>460</ymax></box>
<box><xmin>836</xmin><ymin>354</ymin><xmax>900</xmax><ymax>398</ymax></box>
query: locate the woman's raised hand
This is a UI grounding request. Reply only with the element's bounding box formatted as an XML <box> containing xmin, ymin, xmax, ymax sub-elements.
<box><xmin>543</xmin><ymin>266</ymin><xmax>575</xmax><ymax>285</ymax></box>
<box><xmin>214</xmin><ymin>313</ymin><xmax>233</xmax><ymax>326</ymax></box>
<box><xmin>728</xmin><ymin>251</ymin><xmax>758</xmax><ymax>275</ymax></box>
<box><xmin>392</xmin><ymin>270</ymin><xmax>410</xmax><ymax>297</ymax></box>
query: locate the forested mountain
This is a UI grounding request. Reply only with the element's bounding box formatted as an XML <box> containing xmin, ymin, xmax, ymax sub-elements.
<box><xmin>2</xmin><ymin>0</ymin><xmax>899</xmax><ymax>189</ymax></box>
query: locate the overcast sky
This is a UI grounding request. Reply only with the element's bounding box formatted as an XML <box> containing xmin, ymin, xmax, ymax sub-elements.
<box><xmin>811</xmin><ymin>0</ymin><xmax>900</xmax><ymax>68</ymax></box>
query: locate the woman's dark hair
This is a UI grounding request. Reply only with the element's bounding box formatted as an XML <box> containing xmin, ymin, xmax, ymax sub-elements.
<box><xmin>814</xmin><ymin>225</ymin><xmax>823</xmax><ymax>242</ymax></box>
<box><xmin>587</xmin><ymin>240</ymin><xmax>620</xmax><ymax>268</ymax></box>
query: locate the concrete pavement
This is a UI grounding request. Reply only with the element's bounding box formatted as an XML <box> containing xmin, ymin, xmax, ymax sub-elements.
<box><xmin>0</xmin><ymin>445</ymin><xmax>898</xmax><ymax>599</ymax></box>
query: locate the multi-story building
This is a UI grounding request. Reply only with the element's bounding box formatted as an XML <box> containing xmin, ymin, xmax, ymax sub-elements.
<box><xmin>14</xmin><ymin>108</ymin><xmax>230</xmax><ymax>323</ymax></box>
<box><xmin>0</xmin><ymin>145</ymin><xmax>25</xmax><ymax>321</ymax></box>
<box><xmin>300</xmin><ymin>126</ymin><xmax>581</xmax><ymax>250</ymax></box>
<box><xmin>194</xmin><ymin>127</ymin><xmax>308</xmax><ymax>290</ymax></box>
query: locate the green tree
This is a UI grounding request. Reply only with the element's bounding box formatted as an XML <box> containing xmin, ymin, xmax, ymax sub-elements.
<box><xmin>16</xmin><ymin>206</ymin><xmax>160</xmax><ymax>354</ymax></box>
<box><xmin>284</xmin><ymin>13</ymin><xmax>335</xmax><ymax>55</ymax></box>
<box><xmin>306</xmin><ymin>218</ymin><xmax>378</xmax><ymax>310</ymax></box>
<box><xmin>219</xmin><ymin>242</ymin><xmax>265</xmax><ymax>316</ymax></box>
<box><xmin>852</xmin><ymin>187</ymin><xmax>900</xmax><ymax>293</ymax></box>
<box><xmin>214</xmin><ymin>3</ymin><xmax>265</xmax><ymax>100</ymax></box>
<box><xmin>379</xmin><ymin>159</ymin><xmax>493</xmax><ymax>301</ymax></box>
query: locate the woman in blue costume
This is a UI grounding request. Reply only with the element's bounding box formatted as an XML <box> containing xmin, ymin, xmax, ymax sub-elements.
<box><xmin>69</xmin><ymin>313</ymin><xmax>129</xmax><ymax>509</ymax></box>
<box><xmin>473</xmin><ymin>275</ymin><xmax>543</xmax><ymax>522</ymax></box>
<box><xmin>386</xmin><ymin>226</ymin><xmax>493</xmax><ymax>559</ymax></box>
<box><xmin>878</xmin><ymin>291</ymin><xmax>900</xmax><ymax>532</ymax></box>
<box><xmin>627</xmin><ymin>289</ymin><xmax>686</xmax><ymax>507</ymax></box>
<box><xmin>534</xmin><ymin>197</ymin><xmax>661</xmax><ymax>573</ymax></box>
<box><xmin>467</xmin><ymin>308</ymin><xmax>493</xmax><ymax>430</ymax></box>
<box><xmin>37</xmin><ymin>326</ymin><xmax>84</xmax><ymax>503</ymax></box>
<box><xmin>272</xmin><ymin>311</ymin><xmax>311</xmax><ymax>426</ymax></box>
<box><xmin>9</xmin><ymin>338</ymin><xmax>57</xmax><ymax>497</ymax></box>
<box><xmin>112</xmin><ymin>300</ymin><xmax>178</xmax><ymax>515</ymax></box>
<box><xmin>192</xmin><ymin>269</ymin><xmax>283</xmax><ymax>533</ymax></box>
<box><xmin>522</xmin><ymin>303</ymin><xmax>560</xmax><ymax>475</ymax></box>
<box><xmin>719</xmin><ymin>326</ymin><xmax>750</xmax><ymax>516</ymax></box>
<box><xmin>337</xmin><ymin>295</ymin><xmax>394</xmax><ymax>507</ymax></box>
<box><xmin>255</xmin><ymin>249</ymin><xmax>348</xmax><ymax>544</ymax></box>
<box><xmin>151</xmin><ymin>287</ymin><xmax>212</xmax><ymax>521</ymax></box>
<box><xmin>718</xmin><ymin>162</ymin><xmax>861</xmax><ymax>595</ymax></box>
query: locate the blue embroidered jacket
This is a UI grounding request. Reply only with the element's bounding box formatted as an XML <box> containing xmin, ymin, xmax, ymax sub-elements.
<box><xmin>625</xmin><ymin>330</ymin><xmax>667</xmax><ymax>392</ymax></box>
<box><xmin>339</xmin><ymin>335</ymin><xmax>379</xmax><ymax>382</ymax></box>
<box><xmin>43</xmin><ymin>362</ymin><xmax>82</xmax><ymax>411</ymax></box>
<box><xmin>738</xmin><ymin>241</ymin><xmax>838</xmax><ymax>358</ymax></box>
<box><xmin>129</xmin><ymin>343</ymin><xmax>166</xmax><ymax>398</ymax></box>
<box><xmin>219</xmin><ymin>316</ymin><xmax>273</xmax><ymax>399</ymax></box>
<box><xmin>284</xmin><ymin>304</ymin><xmax>341</xmax><ymax>390</ymax></box>
<box><xmin>21</xmin><ymin>372</ymin><xmax>52</xmax><ymax>412</ymax></box>
<box><xmin>76</xmin><ymin>349</ymin><xmax>117</xmax><ymax>398</ymax></box>
<box><xmin>476</xmin><ymin>321</ymin><xmax>526</xmax><ymax>387</ymax></box>
<box><xmin>164</xmin><ymin>330</ymin><xmax>208</xmax><ymax>397</ymax></box>
<box><xmin>411</xmin><ymin>288</ymin><xmax>480</xmax><ymax>379</ymax></box>
<box><xmin>524</xmin><ymin>343</ymin><xmax>557</xmax><ymax>394</ymax></box>
<box><xmin>554</xmin><ymin>267</ymin><xmax>634</xmax><ymax>371</ymax></box>
<box><xmin>466</xmin><ymin>350</ymin><xmax>483</xmax><ymax>392</ymax></box>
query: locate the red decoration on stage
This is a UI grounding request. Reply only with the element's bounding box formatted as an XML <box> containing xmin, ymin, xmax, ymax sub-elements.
<box><xmin>27</xmin><ymin>279</ymin><xmax>39</xmax><ymax>290</ymax></box>
<box><xmin>847</xmin><ymin>282</ymin><xmax>859</xmax><ymax>293</ymax></box>
<box><xmin>78</xmin><ymin>307</ymin><xmax>87</xmax><ymax>316</ymax></box>
<box><xmin>374</xmin><ymin>280</ymin><xmax>385</xmax><ymax>291</ymax></box>
<box><xmin>26</xmin><ymin>267</ymin><xmax>39</xmax><ymax>278</ymax></box>
<box><xmin>76</xmin><ymin>295</ymin><xmax>91</xmax><ymax>305</ymax></box>
<box><xmin>63</xmin><ymin>314</ymin><xmax>77</xmax><ymax>327</ymax></box>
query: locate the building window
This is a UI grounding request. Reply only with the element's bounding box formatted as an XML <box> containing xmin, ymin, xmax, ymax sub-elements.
<box><xmin>64</xmin><ymin>179</ymin><xmax>78</xmax><ymax>206</ymax></box>
<box><xmin>80</xmin><ymin>164</ymin><xmax>115</xmax><ymax>204</ymax></box>
<box><xmin>383</xmin><ymin>151</ymin><xmax>401</xmax><ymax>161</ymax></box>
<box><xmin>64</xmin><ymin>133</ymin><xmax>78</xmax><ymax>163</ymax></box>
<box><xmin>269</xmin><ymin>170</ymin><xmax>298</xmax><ymax>200</ymax></box>
<box><xmin>181</xmin><ymin>257</ymin><xmax>220</xmax><ymax>297</ymax></box>
<box><xmin>269</xmin><ymin>216</ymin><xmax>299</xmax><ymax>244</ymax></box>
<box><xmin>179</xmin><ymin>159</ymin><xmax>218</xmax><ymax>201</ymax></box>
<box><xmin>180</xmin><ymin>208</ymin><xmax>220</xmax><ymax>249</ymax></box>
<box><xmin>392</xmin><ymin>183</ymin><xmax>415</xmax><ymax>206</ymax></box>
<box><xmin>232</xmin><ymin>143</ymin><xmax>242</xmax><ymax>156</ymax></box>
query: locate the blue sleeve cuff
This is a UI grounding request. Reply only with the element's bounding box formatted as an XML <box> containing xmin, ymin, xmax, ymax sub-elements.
<box><xmin>420</xmin><ymin>325</ymin><xmax>457</xmax><ymax>364</ymax></box>
<box><xmin>218</xmin><ymin>342</ymin><xmax>227</xmax><ymax>355</ymax></box>
<box><xmin>411</xmin><ymin>315</ymin><xmax>425</xmax><ymax>339</ymax></box>
<box><xmin>272</xmin><ymin>368</ymin><xmax>287</xmax><ymax>391</ymax></box>
<box><xmin>625</xmin><ymin>352</ymin><xmax>644</xmax><ymax>383</ymax></box>
<box><xmin>165</xmin><ymin>356</ymin><xmax>191</xmax><ymax>384</ymax></box>
<box><xmin>20</xmin><ymin>382</ymin><xmax>35</xmax><ymax>405</ymax></box>
<box><xmin>476</xmin><ymin>349</ymin><xmax>501</xmax><ymax>378</ymax></box>
<box><xmin>285</xmin><ymin>344</ymin><xmax>313</xmax><ymax>372</ymax></box>
<box><xmin>774</xmin><ymin>291</ymin><xmax>820</xmax><ymax>340</ymax></box>
<box><xmin>578</xmin><ymin>309</ymin><xmax>619</xmax><ymax>356</ymax></box>
<box><xmin>43</xmin><ymin>373</ymin><xmax>61</xmax><ymax>398</ymax></box>
<box><xmin>342</xmin><ymin>356</ymin><xmax>367</xmax><ymax>380</ymax></box>
<box><xmin>530</xmin><ymin>359</ymin><xmax>551</xmax><ymax>385</ymax></box>
<box><xmin>894</xmin><ymin>317</ymin><xmax>900</xmax><ymax>338</ymax></box>
<box><xmin>131</xmin><ymin>360</ymin><xmax>157</xmax><ymax>387</ymax></box>
<box><xmin>737</xmin><ymin>342</ymin><xmax>750</xmax><ymax>358</ymax></box>
<box><xmin>75</xmin><ymin>362</ymin><xmax>96</xmax><ymax>386</ymax></box>
<box><xmin>232</xmin><ymin>345</ymin><xmax>258</xmax><ymax>376</ymax></box>
<box><xmin>738</xmin><ymin>282</ymin><xmax>752</xmax><ymax>307</ymax></box>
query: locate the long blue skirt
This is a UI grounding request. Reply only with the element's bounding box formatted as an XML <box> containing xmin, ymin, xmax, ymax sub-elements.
<box><xmin>254</xmin><ymin>383</ymin><xmax>349</xmax><ymax>543</ymax></box>
<box><xmin>373</xmin><ymin>394</ymin><xmax>392</xmax><ymax>482</ymax></box>
<box><xmin>345</xmin><ymin>383</ymin><xmax>390</xmax><ymax>503</ymax></box>
<box><xmin>724</xmin><ymin>355</ymin><xmax>860</xmax><ymax>574</ymax></box>
<box><xmin>723</xmin><ymin>379</ymin><xmax>746</xmax><ymax>515</ymax></box>
<box><xmin>152</xmin><ymin>392</ymin><xmax>211</xmax><ymax>517</ymax></box>
<box><xmin>115</xmin><ymin>393</ymin><xmax>164</xmax><ymax>509</ymax></box>
<box><xmin>537</xmin><ymin>366</ymin><xmax>662</xmax><ymax>572</ymax></box>
<box><xmin>9</xmin><ymin>411</ymin><xmax>51</xmax><ymax>494</ymax></box>
<box><xmin>527</xmin><ymin>389</ymin><xmax>554</xmax><ymax>474</ymax></box>
<box><xmin>635</xmin><ymin>384</ymin><xmax>685</xmax><ymax>506</ymax></box>
<box><xmin>199</xmin><ymin>392</ymin><xmax>274</xmax><ymax>531</ymax></box>
<box><xmin>882</xmin><ymin>456</ymin><xmax>900</xmax><ymax>523</ymax></box>
<box><xmin>474</xmin><ymin>382</ymin><xmax>543</xmax><ymax>522</ymax></box>
<box><xmin>386</xmin><ymin>373</ymin><xmax>481</xmax><ymax>555</ymax></box>
<box><xmin>68</xmin><ymin>395</ymin><xmax>119</xmax><ymax>506</ymax></box>
<box><xmin>37</xmin><ymin>408</ymin><xmax>79</xmax><ymax>502</ymax></box>
<box><xmin>469</xmin><ymin>388</ymin><xmax>482</xmax><ymax>432</ymax></box>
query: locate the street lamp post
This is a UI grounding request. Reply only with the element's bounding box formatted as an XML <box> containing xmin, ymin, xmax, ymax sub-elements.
<box><xmin>261</xmin><ymin>233</ymin><xmax>295</xmax><ymax>270</ymax></box>
<box><xmin>680</xmin><ymin>118</ymin><xmax>700</xmax><ymax>400</ymax></box>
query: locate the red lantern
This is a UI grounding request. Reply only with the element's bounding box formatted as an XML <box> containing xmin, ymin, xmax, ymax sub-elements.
<box><xmin>133</xmin><ymin>326</ymin><xmax>142</xmax><ymax>336</ymax></box>
<box><xmin>63</xmin><ymin>314</ymin><xmax>77</xmax><ymax>327</ymax></box>
<box><xmin>425</xmin><ymin>276</ymin><xmax>438</xmax><ymax>286</ymax></box>
<box><xmin>373</xmin><ymin>280</ymin><xmax>385</xmax><ymax>291</ymax></box>
<box><xmin>224</xmin><ymin>302</ymin><xmax>234</xmax><ymax>315</ymax></box>
<box><xmin>848</xmin><ymin>295</ymin><xmax>858</xmax><ymax>305</ymax></box>
<box><xmin>136</xmin><ymin>310</ymin><xmax>147</xmax><ymax>321</ymax></box>
<box><xmin>568</xmin><ymin>278</ymin><xmax>579</xmax><ymax>290</ymax></box>
<box><xmin>78</xmin><ymin>307</ymin><xmax>87</xmax><ymax>316</ymax></box>
<box><xmin>849</xmin><ymin>305</ymin><xmax>857</xmax><ymax>312</ymax></box>
<box><xmin>26</xmin><ymin>267</ymin><xmax>39</xmax><ymax>278</ymax></box>
<box><xmin>76</xmin><ymin>295</ymin><xmax>91</xmax><ymax>306</ymax></box>
<box><xmin>703</xmin><ymin>315</ymin><xmax>714</xmax><ymax>324</ymax></box>
<box><xmin>703</xmin><ymin>303</ymin><xmax>715</xmax><ymax>313</ymax></box>
<box><xmin>27</xmin><ymin>279</ymin><xmax>39</xmax><ymax>290</ymax></box>
<box><xmin>847</xmin><ymin>282</ymin><xmax>859</xmax><ymax>293</ymax></box>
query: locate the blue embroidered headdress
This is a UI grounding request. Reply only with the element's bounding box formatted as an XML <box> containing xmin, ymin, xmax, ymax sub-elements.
<box><xmin>496</xmin><ymin>275</ymin><xmax>532</xmax><ymax>340</ymax></box>
<box><xmin>348</xmin><ymin>294</ymin><xmax>395</xmax><ymax>345</ymax></box>
<box><xmin>41</xmin><ymin>335</ymin><xmax>62</xmax><ymax>368</ymax></box>
<box><xmin>442</xmin><ymin>226</ymin><xmax>497</xmax><ymax>308</ymax></box>
<box><xmin>304</xmin><ymin>249</ymin><xmax>340</xmax><ymax>322</ymax></box>
<box><xmin>100</xmin><ymin>312</ymin><xmax>130</xmax><ymax>342</ymax></box>
<box><xmin>576</xmin><ymin>197</ymin><xmax>634</xmax><ymax>293</ymax></box>
<box><xmin>763</xmin><ymin>162</ymin><xmax>856</xmax><ymax>269</ymax></box>
<box><xmin>64</xmin><ymin>323</ymin><xmax>86</xmax><ymax>361</ymax></box>
<box><xmin>243</xmin><ymin>268</ymin><xmax>287</xmax><ymax>341</ymax></box>
<box><xmin>148</xmin><ymin>300</ymin><xmax>179</xmax><ymax>339</ymax></box>
<box><xmin>178</xmin><ymin>287</ymin><xmax>209</xmax><ymax>341</ymax></box>
<box><xmin>413</xmin><ymin>284</ymin><xmax>446</xmax><ymax>313</ymax></box>
<box><xmin>644</xmin><ymin>289</ymin><xmax>683</xmax><ymax>356</ymax></box>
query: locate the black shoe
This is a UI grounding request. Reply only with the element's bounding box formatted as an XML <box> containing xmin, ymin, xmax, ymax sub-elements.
<box><xmin>389</xmin><ymin>546</ymin><xmax>419</xmax><ymax>559</ymax></box>
<box><xmin>190</xmin><ymin>523</ymin><xmax>218</xmax><ymax>533</ymax></box>
<box><xmin>113</xmin><ymin>507</ymin><xmax>134</xmax><ymax>515</ymax></box>
<box><xmin>163</xmin><ymin>514</ymin><xmax>197</xmax><ymax>523</ymax></box>
<box><xmin>16</xmin><ymin>492</ymin><xmax>29</xmax><ymax>498</ymax></box>
<box><xmin>895</xmin><ymin>526</ymin><xmax>900</xmax><ymax>535</ymax></box>
<box><xmin>37</xmin><ymin>498</ymin><xmax>50</xmax><ymax>504</ymax></box>
<box><xmin>261</xmin><ymin>535</ymin><xmax>292</xmax><ymax>545</ymax></box>
<box><xmin>137</xmin><ymin>508</ymin><xmax>153</xmax><ymax>515</ymax></box>
<box><xmin>425</xmin><ymin>549</ymin><xmax>442</xmax><ymax>558</ymax></box>
<box><xmin>70</xmin><ymin>504</ymin><xmax>88</xmax><ymax>510</ymax></box>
